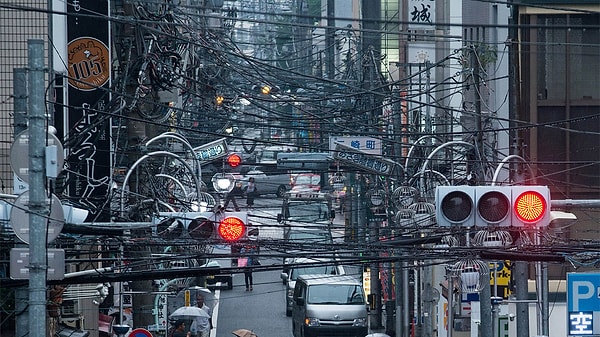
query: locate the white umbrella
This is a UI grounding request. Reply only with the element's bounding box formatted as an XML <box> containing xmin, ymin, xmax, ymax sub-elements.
<box><xmin>169</xmin><ymin>306</ymin><xmax>210</xmax><ymax>319</ymax></box>
<box><xmin>232</xmin><ymin>329</ymin><xmax>258</xmax><ymax>337</ymax></box>
<box><xmin>189</xmin><ymin>286</ymin><xmax>218</xmax><ymax>309</ymax></box>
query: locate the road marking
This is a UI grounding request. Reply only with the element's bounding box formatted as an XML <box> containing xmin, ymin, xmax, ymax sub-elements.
<box><xmin>210</xmin><ymin>282</ymin><xmax>221</xmax><ymax>337</ymax></box>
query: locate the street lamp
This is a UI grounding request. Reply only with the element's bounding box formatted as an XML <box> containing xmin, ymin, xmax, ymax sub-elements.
<box><xmin>392</xmin><ymin>186</ymin><xmax>419</xmax><ymax>209</ymax></box>
<box><xmin>211</xmin><ymin>173</ymin><xmax>236</xmax><ymax>193</ymax></box>
<box><xmin>452</xmin><ymin>259</ymin><xmax>489</xmax><ymax>293</ymax></box>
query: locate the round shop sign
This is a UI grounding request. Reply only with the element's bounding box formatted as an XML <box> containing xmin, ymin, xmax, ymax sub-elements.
<box><xmin>67</xmin><ymin>37</ymin><xmax>110</xmax><ymax>90</ymax></box>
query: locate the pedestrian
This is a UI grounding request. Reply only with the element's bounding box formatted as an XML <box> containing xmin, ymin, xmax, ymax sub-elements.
<box><xmin>171</xmin><ymin>319</ymin><xmax>190</xmax><ymax>337</ymax></box>
<box><xmin>240</xmin><ymin>244</ymin><xmax>258</xmax><ymax>291</ymax></box>
<box><xmin>189</xmin><ymin>295</ymin><xmax>213</xmax><ymax>337</ymax></box>
<box><xmin>245</xmin><ymin>177</ymin><xmax>257</xmax><ymax>208</ymax></box>
<box><xmin>222</xmin><ymin>181</ymin><xmax>242</xmax><ymax>211</ymax></box>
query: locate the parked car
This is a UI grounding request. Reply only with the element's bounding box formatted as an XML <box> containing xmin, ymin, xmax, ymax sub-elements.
<box><xmin>290</xmin><ymin>173</ymin><xmax>321</xmax><ymax>192</ymax></box>
<box><xmin>282</xmin><ymin>227</ymin><xmax>334</xmax><ymax>277</ymax></box>
<box><xmin>241</xmin><ymin>169</ymin><xmax>291</xmax><ymax>197</ymax></box>
<box><xmin>257</xmin><ymin>144</ymin><xmax>297</xmax><ymax>164</ymax></box>
<box><xmin>280</xmin><ymin>257</ymin><xmax>345</xmax><ymax>316</ymax></box>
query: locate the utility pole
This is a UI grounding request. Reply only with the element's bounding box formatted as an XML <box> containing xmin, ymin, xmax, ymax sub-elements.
<box><xmin>13</xmin><ymin>67</ymin><xmax>29</xmax><ymax>337</ymax></box>
<box><xmin>470</xmin><ymin>44</ymin><xmax>494</xmax><ymax>337</ymax></box>
<box><xmin>326</xmin><ymin>0</ymin><xmax>335</xmax><ymax>80</ymax></box>
<box><xmin>472</xmin><ymin>46</ymin><xmax>485</xmax><ymax>158</ymax></box>
<box><xmin>28</xmin><ymin>39</ymin><xmax>48</xmax><ymax>337</ymax></box>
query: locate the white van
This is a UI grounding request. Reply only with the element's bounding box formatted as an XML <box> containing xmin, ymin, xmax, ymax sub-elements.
<box><xmin>291</xmin><ymin>274</ymin><xmax>368</xmax><ymax>337</ymax></box>
<box><xmin>281</xmin><ymin>258</ymin><xmax>344</xmax><ymax>317</ymax></box>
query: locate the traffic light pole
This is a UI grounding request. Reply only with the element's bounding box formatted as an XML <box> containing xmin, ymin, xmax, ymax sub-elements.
<box><xmin>534</xmin><ymin>230</ymin><xmax>549</xmax><ymax>336</ymax></box>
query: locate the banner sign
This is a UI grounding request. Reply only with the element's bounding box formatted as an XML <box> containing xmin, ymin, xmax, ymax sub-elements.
<box><xmin>334</xmin><ymin>143</ymin><xmax>395</xmax><ymax>175</ymax></box>
<box><xmin>65</xmin><ymin>0</ymin><xmax>111</xmax><ymax>220</ymax></box>
<box><xmin>193</xmin><ymin>138</ymin><xmax>229</xmax><ymax>163</ymax></box>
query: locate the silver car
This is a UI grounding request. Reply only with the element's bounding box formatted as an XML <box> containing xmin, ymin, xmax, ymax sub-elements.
<box><xmin>241</xmin><ymin>169</ymin><xmax>291</xmax><ymax>197</ymax></box>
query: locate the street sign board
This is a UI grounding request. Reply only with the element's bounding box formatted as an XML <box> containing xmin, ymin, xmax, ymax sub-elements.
<box><xmin>10</xmin><ymin>248</ymin><xmax>65</xmax><ymax>280</ymax></box>
<box><xmin>193</xmin><ymin>138</ymin><xmax>228</xmax><ymax>163</ymax></box>
<box><xmin>329</xmin><ymin>136</ymin><xmax>381</xmax><ymax>155</ymax></box>
<box><xmin>276</xmin><ymin>152</ymin><xmax>331</xmax><ymax>170</ymax></box>
<box><xmin>129</xmin><ymin>328</ymin><xmax>153</xmax><ymax>337</ymax></box>
<box><xmin>490</xmin><ymin>261</ymin><xmax>512</xmax><ymax>299</ymax></box>
<box><xmin>333</xmin><ymin>143</ymin><xmax>395</xmax><ymax>175</ymax></box>
<box><xmin>567</xmin><ymin>272</ymin><xmax>600</xmax><ymax>336</ymax></box>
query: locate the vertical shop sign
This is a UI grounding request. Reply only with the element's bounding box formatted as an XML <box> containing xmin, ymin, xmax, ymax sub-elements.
<box><xmin>66</xmin><ymin>0</ymin><xmax>111</xmax><ymax>220</ymax></box>
<box><xmin>408</xmin><ymin>0</ymin><xmax>436</xmax><ymax>30</ymax></box>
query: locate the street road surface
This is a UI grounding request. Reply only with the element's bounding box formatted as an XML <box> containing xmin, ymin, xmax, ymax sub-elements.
<box><xmin>213</xmin><ymin>255</ymin><xmax>292</xmax><ymax>337</ymax></box>
<box><xmin>210</xmin><ymin>195</ymin><xmax>364</xmax><ymax>337</ymax></box>
<box><xmin>214</xmin><ymin>196</ymin><xmax>292</xmax><ymax>337</ymax></box>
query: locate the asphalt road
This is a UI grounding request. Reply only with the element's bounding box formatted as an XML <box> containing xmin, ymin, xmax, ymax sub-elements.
<box><xmin>213</xmin><ymin>255</ymin><xmax>292</xmax><ymax>337</ymax></box>
<box><xmin>211</xmin><ymin>195</ymin><xmax>292</xmax><ymax>337</ymax></box>
<box><xmin>214</xmin><ymin>196</ymin><xmax>293</xmax><ymax>337</ymax></box>
<box><xmin>209</xmin><ymin>195</ymin><xmax>365</xmax><ymax>337</ymax></box>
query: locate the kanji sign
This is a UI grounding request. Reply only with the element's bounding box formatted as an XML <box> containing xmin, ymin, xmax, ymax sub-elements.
<box><xmin>193</xmin><ymin>138</ymin><xmax>228</xmax><ymax>163</ymax></box>
<box><xmin>329</xmin><ymin>136</ymin><xmax>381</xmax><ymax>155</ymax></box>
<box><xmin>333</xmin><ymin>143</ymin><xmax>395</xmax><ymax>175</ymax></box>
<box><xmin>408</xmin><ymin>0</ymin><xmax>436</xmax><ymax>30</ymax></box>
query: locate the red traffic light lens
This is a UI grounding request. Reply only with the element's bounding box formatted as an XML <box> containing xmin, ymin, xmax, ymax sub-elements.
<box><xmin>227</xmin><ymin>154</ymin><xmax>242</xmax><ymax>168</ymax></box>
<box><xmin>440</xmin><ymin>191</ymin><xmax>473</xmax><ymax>223</ymax></box>
<box><xmin>218</xmin><ymin>216</ymin><xmax>245</xmax><ymax>241</ymax></box>
<box><xmin>188</xmin><ymin>218</ymin><xmax>213</xmax><ymax>239</ymax></box>
<box><xmin>478</xmin><ymin>191</ymin><xmax>510</xmax><ymax>223</ymax></box>
<box><xmin>514</xmin><ymin>190</ymin><xmax>547</xmax><ymax>223</ymax></box>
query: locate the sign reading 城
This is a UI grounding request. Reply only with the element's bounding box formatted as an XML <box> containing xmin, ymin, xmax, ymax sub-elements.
<box><xmin>567</xmin><ymin>273</ymin><xmax>600</xmax><ymax>336</ymax></box>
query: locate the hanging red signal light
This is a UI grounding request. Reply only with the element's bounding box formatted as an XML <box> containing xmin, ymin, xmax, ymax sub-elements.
<box><xmin>226</xmin><ymin>153</ymin><xmax>242</xmax><ymax>168</ymax></box>
<box><xmin>218</xmin><ymin>216</ymin><xmax>246</xmax><ymax>241</ymax></box>
<box><xmin>513</xmin><ymin>190</ymin><xmax>547</xmax><ymax>224</ymax></box>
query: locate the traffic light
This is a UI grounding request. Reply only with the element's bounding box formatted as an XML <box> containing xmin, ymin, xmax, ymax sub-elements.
<box><xmin>510</xmin><ymin>186</ymin><xmax>550</xmax><ymax>227</ymax></box>
<box><xmin>435</xmin><ymin>185</ymin><xmax>550</xmax><ymax>228</ymax></box>
<box><xmin>226</xmin><ymin>153</ymin><xmax>242</xmax><ymax>168</ymax></box>
<box><xmin>252</xmin><ymin>84</ymin><xmax>279</xmax><ymax>95</ymax></box>
<box><xmin>218</xmin><ymin>213</ymin><xmax>246</xmax><ymax>241</ymax></box>
<box><xmin>154</xmin><ymin>211</ymin><xmax>252</xmax><ymax>242</ymax></box>
<box><xmin>188</xmin><ymin>215</ymin><xmax>214</xmax><ymax>239</ymax></box>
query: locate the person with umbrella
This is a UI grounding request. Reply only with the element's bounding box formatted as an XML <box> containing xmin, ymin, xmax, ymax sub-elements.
<box><xmin>232</xmin><ymin>329</ymin><xmax>258</xmax><ymax>337</ymax></box>
<box><xmin>189</xmin><ymin>294</ymin><xmax>213</xmax><ymax>337</ymax></box>
<box><xmin>171</xmin><ymin>319</ymin><xmax>191</xmax><ymax>337</ymax></box>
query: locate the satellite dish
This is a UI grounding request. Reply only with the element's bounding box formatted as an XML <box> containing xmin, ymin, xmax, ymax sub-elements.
<box><xmin>10</xmin><ymin>191</ymin><xmax>64</xmax><ymax>244</ymax></box>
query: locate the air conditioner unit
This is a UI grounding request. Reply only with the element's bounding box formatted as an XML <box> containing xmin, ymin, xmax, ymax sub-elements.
<box><xmin>60</xmin><ymin>299</ymin><xmax>80</xmax><ymax>316</ymax></box>
<box><xmin>61</xmin><ymin>284</ymin><xmax>101</xmax><ymax>316</ymax></box>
